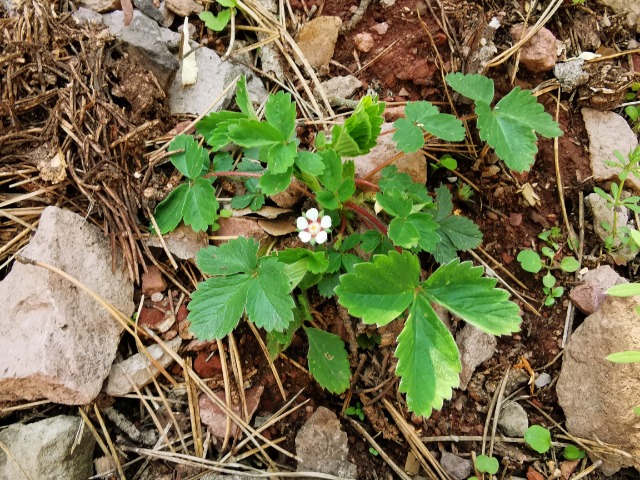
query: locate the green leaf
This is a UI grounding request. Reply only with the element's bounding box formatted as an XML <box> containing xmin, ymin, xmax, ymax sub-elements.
<box><xmin>258</xmin><ymin>168</ymin><xmax>292</xmax><ymax>195</ymax></box>
<box><xmin>235</xmin><ymin>75</ymin><xmax>257</xmax><ymax>119</ymax></box>
<box><xmin>153</xmin><ymin>183</ymin><xmax>189</xmax><ymax>234</ymax></box>
<box><xmin>377</xmin><ymin>188</ymin><xmax>412</xmax><ymax>218</ymax></box>
<box><xmin>392</xmin><ymin>117</ymin><xmax>424</xmax><ymax>153</ymax></box>
<box><xmin>316</xmin><ymin>190</ymin><xmax>339</xmax><ymax>210</ymax></box>
<box><xmin>266</xmin><ymin>310</ymin><xmax>302</xmax><ymax>359</ymax></box>
<box><xmin>199</xmin><ymin>9</ymin><xmax>231</xmax><ymax>31</ymax></box>
<box><xmin>445</xmin><ymin>72</ymin><xmax>494</xmax><ymax>105</ymax></box>
<box><xmin>559</xmin><ymin>256</ymin><xmax>580</xmax><ymax>272</ymax></box>
<box><xmin>188</xmin><ymin>275</ymin><xmax>250</xmax><ymax>339</ymax></box>
<box><xmin>563</xmin><ymin>445</ymin><xmax>586</xmax><ymax>460</ymax></box>
<box><xmin>305</xmin><ymin>327</ymin><xmax>351</xmax><ymax>394</ymax></box>
<box><xmin>336</xmin><ymin>250</ymin><xmax>421</xmax><ymax>326</ymax></box>
<box><xmin>231</xmin><ymin>193</ymin><xmax>255</xmax><ymax>209</ymax></box>
<box><xmin>267</xmin><ymin>142</ymin><xmax>297</xmax><ymax>173</ymax></box>
<box><xmin>318</xmin><ymin>150</ymin><xmax>343</xmax><ymax>191</ymax></box>
<box><xmin>196</xmin><ymin>236</ymin><xmax>258</xmax><ymax>275</ymax></box>
<box><xmin>437</xmin><ymin>215</ymin><xmax>482</xmax><ymax>251</ymax></box>
<box><xmin>434</xmin><ymin>184</ymin><xmax>453</xmax><ymax>222</ymax></box>
<box><xmin>542</xmin><ymin>272</ymin><xmax>556</xmax><ymax>289</ymax></box>
<box><xmin>607</xmin><ymin>283</ymin><xmax>640</xmax><ymax>297</ymax></box>
<box><xmin>388</xmin><ymin>217</ymin><xmax>420</xmax><ymax>248</ymax></box>
<box><xmin>606</xmin><ymin>350</ymin><xmax>640</xmax><ymax>363</ymax></box>
<box><xmin>517</xmin><ymin>250</ymin><xmax>543</xmax><ymax>273</ymax></box>
<box><xmin>216</xmin><ymin>0</ymin><xmax>237</xmax><ymax>6</ymax></box>
<box><xmin>399</xmin><ymin>101</ymin><xmax>465</xmax><ymax>145</ymax></box>
<box><xmin>422</xmin><ymin>259</ymin><xmax>521</xmax><ymax>336</ymax></box>
<box><xmin>197</xmin><ymin>111</ymin><xmax>246</xmax><ymax>150</ymax></box>
<box><xmin>317</xmin><ymin>272</ymin><xmax>341</xmax><ymax>297</ymax></box>
<box><xmin>395</xmin><ymin>294</ymin><xmax>460</xmax><ymax>417</ymax></box>
<box><xmin>406</xmin><ymin>212</ymin><xmax>440</xmax><ymax>252</ymax></box>
<box><xmin>169</xmin><ymin>134</ymin><xmax>207</xmax><ymax>179</ymax></box>
<box><xmin>475</xmin><ymin>455</ymin><xmax>499</xmax><ymax>475</ymax></box>
<box><xmin>182</xmin><ymin>178</ymin><xmax>219</xmax><ymax>232</ymax></box>
<box><xmin>245</xmin><ymin>257</ymin><xmax>295</xmax><ymax>332</ymax></box>
<box><xmin>228</xmin><ymin>120</ymin><xmax>283</xmax><ymax>147</ymax></box>
<box><xmin>265</xmin><ymin>91</ymin><xmax>297</xmax><ymax>141</ymax></box>
<box><xmin>324</xmin><ymin>96</ymin><xmax>385</xmax><ymax>156</ymax></box>
<box><xmin>276</xmin><ymin>248</ymin><xmax>329</xmax><ymax>274</ymax></box>
<box><xmin>295</xmin><ymin>151</ymin><xmax>325</xmax><ymax>175</ymax></box>
<box><xmin>524</xmin><ymin>425</ymin><xmax>552</xmax><ymax>454</ymax></box>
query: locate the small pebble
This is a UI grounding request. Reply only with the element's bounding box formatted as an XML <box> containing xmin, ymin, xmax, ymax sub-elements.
<box><xmin>151</xmin><ymin>292</ymin><xmax>164</xmax><ymax>302</ymax></box>
<box><xmin>535</xmin><ymin>372</ymin><xmax>551</xmax><ymax>388</ymax></box>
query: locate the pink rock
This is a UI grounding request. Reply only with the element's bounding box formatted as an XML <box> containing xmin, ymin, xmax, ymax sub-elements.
<box><xmin>199</xmin><ymin>385</ymin><xmax>264</xmax><ymax>438</ymax></box>
<box><xmin>214</xmin><ymin>217</ymin><xmax>266</xmax><ymax>245</ymax></box>
<box><xmin>142</xmin><ymin>265</ymin><xmax>167</xmax><ymax>296</ymax></box>
<box><xmin>294</xmin><ymin>16</ymin><xmax>342</xmax><ymax>67</ymax></box>
<box><xmin>354</xmin><ymin>32</ymin><xmax>375</xmax><ymax>53</ymax></box>
<box><xmin>193</xmin><ymin>352</ymin><xmax>221</xmax><ymax>378</ymax></box>
<box><xmin>569</xmin><ymin>265</ymin><xmax>626</xmax><ymax>314</ymax></box>
<box><xmin>370</xmin><ymin>22</ymin><xmax>389</xmax><ymax>35</ymax></box>
<box><xmin>510</xmin><ymin>25</ymin><xmax>558</xmax><ymax>72</ymax></box>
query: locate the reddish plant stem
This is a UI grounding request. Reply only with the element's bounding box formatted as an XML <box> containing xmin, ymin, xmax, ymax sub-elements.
<box><xmin>354</xmin><ymin>178</ymin><xmax>380</xmax><ymax>191</ymax></box>
<box><xmin>345</xmin><ymin>202</ymin><xmax>387</xmax><ymax>235</ymax></box>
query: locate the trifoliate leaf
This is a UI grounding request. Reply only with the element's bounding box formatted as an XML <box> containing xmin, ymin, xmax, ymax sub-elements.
<box><xmin>197</xmin><ymin>111</ymin><xmax>246</xmax><ymax>150</ymax></box>
<box><xmin>235</xmin><ymin>75</ymin><xmax>257</xmax><ymax>119</ymax></box>
<box><xmin>392</xmin><ymin>118</ymin><xmax>425</xmax><ymax>153</ymax></box>
<box><xmin>258</xmin><ymin>168</ymin><xmax>293</xmax><ymax>195</ymax></box>
<box><xmin>395</xmin><ymin>294</ymin><xmax>460</xmax><ymax>418</ymax></box>
<box><xmin>445</xmin><ymin>72</ymin><xmax>494</xmax><ymax>105</ymax></box>
<box><xmin>305</xmin><ymin>327</ymin><xmax>351</xmax><ymax>394</ymax></box>
<box><xmin>377</xmin><ymin>188</ymin><xmax>412</xmax><ymax>218</ymax></box>
<box><xmin>199</xmin><ymin>9</ymin><xmax>231</xmax><ymax>31</ymax></box>
<box><xmin>245</xmin><ymin>258</ymin><xmax>295</xmax><ymax>332</ymax></box>
<box><xmin>295</xmin><ymin>151</ymin><xmax>325</xmax><ymax>175</ymax></box>
<box><xmin>388</xmin><ymin>217</ymin><xmax>420</xmax><ymax>248</ymax></box>
<box><xmin>153</xmin><ymin>183</ymin><xmax>189</xmax><ymax>234</ymax></box>
<box><xmin>336</xmin><ymin>250</ymin><xmax>420</xmax><ymax>326</ymax></box>
<box><xmin>169</xmin><ymin>134</ymin><xmax>207</xmax><ymax>179</ymax></box>
<box><xmin>494</xmin><ymin>87</ymin><xmax>564</xmax><ymax>139</ymax></box>
<box><xmin>276</xmin><ymin>248</ymin><xmax>329</xmax><ymax>274</ymax></box>
<box><xmin>406</xmin><ymin>212</ymin><xmax>440</xmax><ymax>252</ymax></box>
<box><xmin>422</xmin><ymin>259</ymin><xmax>521</xmax><ymax>336</ymax></box>
<box><xmin>437</xmin><ymin>215</ymin><xmax>482</xmax><ymax>251</ymax></box>
<box><xmin>379</xmin><ymin>166</ymin><xmax>413</xmax><ymax>192</ymax></box>
<box><xmin>265</xmin><ymin>91</ymin><xmax>297</xmax><ymax>141</ymax></box>
<box><xmin>228</xmin><ymin>119</ymin><xmax>283</xmax><ymax>147</ymax></box>
<box><xmin>196</xmin><ymin>236</ymin><xmax>258</xmax><ymax>276</ymax></box>
<box><xmin>188</xmin><ymin>275</ymin><xmax>251</xmax><ymax>339</ymax></box>
<box><xmin>267</xmin><ymin>141</ymin><xmax>297</xmax><ymax>173</ymax></box>
<box><xmin>517</xmin><ymin>250</ymin><xmax>543</xmax><ymax>273</ymax></box>
<box><xmin>182</xmin><ymin>178</ymin><xmax>219</xmax><ymax>232</ymax></box>
<box><xmin>393</xmin><ymin>101</ymin><xmax>465</xmax><ymax>153</ymax></box>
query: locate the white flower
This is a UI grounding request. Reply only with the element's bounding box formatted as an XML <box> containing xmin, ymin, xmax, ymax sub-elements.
<box><xmin>297</xmin><ymin>208</ymin><xmax>332</xmax><ymax>245</ymax></box>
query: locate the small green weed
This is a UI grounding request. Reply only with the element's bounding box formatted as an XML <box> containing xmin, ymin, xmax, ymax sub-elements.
<box><xmin>344</xmin><ymin>402</ymin><xmax>365</xmax><ymax>421</ymax></box>
<box><xmin>199</xmin><ymin>0</ymin><xmax>237</xmax><ymax>31</ymax></box>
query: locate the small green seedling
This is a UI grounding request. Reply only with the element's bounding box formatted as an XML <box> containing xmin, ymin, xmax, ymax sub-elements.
<box><xmin>345</xmin><ymin>402</ymin><xmax>365</xmax><ymax>421</ymax></box>
<box><xmin>475</xmin><ymin>455</ymin><xmax>499</xmax><ymax>475</ymax></box>
<box><xmin>199</xmin><ymin>0</ymin><xmax>237</xmax><ymax>31</ymax></box>
<box><xmin>538</xmin><ymin>227</ymin><xmax>562</xmax><ymax>250</ymax></box>
<box><xmin>517</xmin><ymin>243</ymin><xmax>580</xmax><ymax>306</ymax></box>
<box><xmin>563</xmin><ymin>445</ymin><xmax>586</xmax><ymax>461</ymax></box>
<box><xmin>524</xmin><ymin>425</ymin><xmax>552</xmax><ymax>454</ymax></box>
<box><xmin>624</xmin><ymin>83</ymin><xmax>640</xmax><ymax>132</ymax></box>
<box><xmin>369</xmin><ymin>447</ymin><xmax>379</xmax><ymax>456</ymax></box>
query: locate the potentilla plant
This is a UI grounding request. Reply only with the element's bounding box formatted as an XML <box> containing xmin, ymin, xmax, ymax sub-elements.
<box><xmin>152</xmin><ymin>74</ymin><xmax>562</xmax><ymax>417</ymax></box>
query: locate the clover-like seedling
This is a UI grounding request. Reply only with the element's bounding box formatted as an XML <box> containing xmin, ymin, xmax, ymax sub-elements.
<box><xmin>199</xmin><ymin>0</ymin><xmax>237</xmax><ymax>31</ymax></box>
<box><xmin>475</xmin><ymin>455</ymin><xmax>499</xmax><ymax>475</ymax></box>
<box><xmin>563</xmin><ymin>445</ymin><xmax>586</xmax><ymax>461</ymax></box>
<box><xmin>524</xmin><ymin>425</ymin><xmax>552</xmax><ymax>454</ymax></box>
<box><xmin>345</xmin><ymin>402</ymin><xmax>365</xmax><ymax>421</ymax></box>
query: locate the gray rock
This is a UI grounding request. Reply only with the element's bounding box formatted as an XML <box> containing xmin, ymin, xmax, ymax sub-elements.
<box><xmin>317</xmin><ymin>75</ymin><xmax>363</xmax><ymax>104</ymax></box>
<box><xmin>497</xmin><ymin>401</ymin><xmax>529</xmax><ymax>437</ymax></box>
<box><xmin>295</xmin><ymin>407</ymin><xmax>357</xmax><ymax>478</ymax></box>
<box><xmin>585</xmin><ymin>193</ymin><xmax>636</xmax><ymax>263</ymax></box>
<box><xmin>104</xmin><ymin>337</ymin><xmax>182</xmax><ymax>396</ymax></box>
<box><xmin>596</xmin><ymin>0</ymin><xmax>640</xmax><ymax>32</ymax></box>
<box><xmin>534</xmin><ymin>372</ymin><xmax>551</xmax><ymax>389</ymax></box>
<box><xmin>79</xmin><ymin>0</ymin><xmax>120</xmax><ymax>13</ymax></box>
<box><xmin>165</xmin><ymin>0</ymin><xmax>202</xmax><ymax>16</ymax></box>
<box><xmin>102</xmin><ymin>10</ymin><xmax>180</xmax><ymax>90</ymax></box>
<box><xmin>554</xmin><ymin>59</ymin><xmax>589</xmax><ymax>92</ymax></box>
<box><xmin>72</xmin><ymin>6</ymin><xmax>104</xmax><ymax>24</ymax></box>
<box><xmin>456</xmin><ymin>324</ymin><xmax>497</xmax><ymax>390</ymax></box>
<box><xmin>0</xmin><ymin>416</ymin><xmax>95</xmax><ymax>480</ymax></box>
<box><xmin>570</xmin><ymin>265</ymin><xmax>627</xmax><ymax>314</ymax></box>
<box><xmin>440</xmin><ymin>452</ymin><xmax>472</xmax><ymax>480</ymax></box>
<box><xmin>582</xmin><ymin>108</ymin><xmax>640</xmax><ymax>192</ymax></box>
<box><xmin>0</xmin><ymin>207</ymin><xmax>133</xmax><ymax>404</ymax></box>
<box><xmin>168</xmin><ymin>45</ymin><xmax>267</xmax><ymax>116</ymax></box>
<box><xmin>146</xmin><ymin>224</ymin><xmax>209</xmax><ymax>260</ymax></box>
<box><xmin>133</xmin><ymin>0</ymin><xmax>166</xmax><ymax>25</ymax></box>
<box><xmin>557</xmin><ymin>295</ymin><xmax>640</xmax><ymax>474</ymax></box>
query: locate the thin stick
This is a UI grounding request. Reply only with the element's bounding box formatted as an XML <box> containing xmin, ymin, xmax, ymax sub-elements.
<box><xmin>488</xmin><ymin>366</ymin><xmax>511</xmax><ymax>458</ymax></box>
<box><xmin>94</xmin><ymin>405</ymin><xmax>126</xmax><ymax>480</ymax></box>
<box><xmin>248</xmin><ymin>321</ymin><xmax>287</xmax><ymax>400</ymax></box>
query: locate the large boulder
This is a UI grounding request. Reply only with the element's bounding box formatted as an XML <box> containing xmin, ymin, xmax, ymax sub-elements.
<box><xmin>0</xmin><ymin>415</ymin><xmax>95</xmax><ymax>480</ymax></box>
<box><xmin>557</xmin><ymin>295</ymin><xmax>640</xmax><ymax>474</ymax></box>
<box><xmin>0</xmin><ymin>206</ymin><xmax>134</xmax><ymax>405</ymax></box>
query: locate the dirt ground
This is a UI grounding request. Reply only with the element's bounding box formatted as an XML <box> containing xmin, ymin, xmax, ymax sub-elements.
<box><xmin>1</xmin><ymin>0</ymin><xmax>640</xmax><ymax>478</ymax></box>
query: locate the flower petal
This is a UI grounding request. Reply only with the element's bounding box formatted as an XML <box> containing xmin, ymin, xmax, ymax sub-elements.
<box><xmin>296</xmin><ymin>216</ymin><xmax>309</xmax><ymax>230</ymax></box>
<box><xmin>315</xmin><ymin>231</ymin><xmax>328</xmax><ymax>244</ymax></box>
<box><xmin>320</xmin><ymin>215</ymin><xmax>332</xmax><ymax>229</ymax></box>
<box><xmin>299</xmin><ymin>231</ymin><xmax>312</xmax><ymax>243</ymax></box>
<box><xmin>305</xmin><ymin>208</ymin><xmax>319</xmax><ymax>222</ymax></box>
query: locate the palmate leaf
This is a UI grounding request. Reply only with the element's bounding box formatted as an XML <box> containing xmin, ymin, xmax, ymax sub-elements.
<box><xmin>335</xmin><ymin>250</ymin><xmax>420</xmax><ymax>326</ymax></box>
<box><xmin>445</xmin><ymin>72</ymin><xmax>494</xmax><ymax>105</ymax></box>
<box><xmin>396</xmin><ymin>294</ymin><xmax>461</xmax><ymax>417</ymax></box>
<box><xmin>305</xmin><ymin>327</ymin><xmax>351</xmax><ymax>394</ymax></box>
<box><xmin>245</xmin><ymin>258</ymin><xmax>295</xmax><ymax>332</ymax></box>
<box><xmin>393</xmin><ymin>101</ymin><xmax>465</xmax><ymax>153</ymax></box>
<box><xmin>197</xmin><ymin>111</ymin><xmax>246</xmax><ymax>150</ymax></box>
<box><xmin>196</xmin><ymin>236</ymin><xmax>258</xmax><ymax>275</ymax></box>
<box><xmin>422</xmin><ymin>259</ymin><xmax>521</xmax><ymax>336</ymax></box>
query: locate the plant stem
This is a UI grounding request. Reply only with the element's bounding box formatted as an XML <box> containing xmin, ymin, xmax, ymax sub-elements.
<box><xmin>345</xmin><ymin>202</ymin><xmax>387</xmax><ymax>235</ymax></box>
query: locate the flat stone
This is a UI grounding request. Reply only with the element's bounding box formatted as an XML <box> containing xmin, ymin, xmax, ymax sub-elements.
<box><xmin>440</xmin><ymin>452</ymin><xmax>472</xmax><ymax>480</ymax></box>
<box><xmin>352</xmin><ymin>122</ymin><xmax>426</xmax><ymax>184</ymax></box>
<box><xmin>0</xmin><ymin>416</ymin><xmax>95</xmax><ymax>480</ymax></box>
<box><xmin>497</xmin><ymin>401</ymin><xmax>529</xmax><ymax>437</ymax></box>
<box><xmin>316</xmin><ymin>75</ymin><xmax>363</xmax><ymax>104</ymax></box>
<box><xmin>199</xmin><ymin>385</ymin><xmax>263</xmax><ymax>438</ymax></box>
<box><xmin>79</xmin><ymin>0</ymin><xmax>120</xmax><ymax>13</ymax></box>
<box><xmin>0</xmin><ymin>207</ymin><xmax>133</xmax><ymax>405</ymax></box>
<box><xmin>570</xmin><ymin>265</ymin><xmax>627</xmax><ymax>314</ymax></box>
<box><xmin>168</xmin><ymin>45</ymin><xmax>267</xmax><ymax>116</ymax></box>
<box><xmin>146</xmin><ymin>224</ymin><xmax>208</xmax><ymax>261</ymax></box>
<box><xmin>105</xmin><ymin>337</ymin><xmax>181</xmax><ymax>396</ymax></box>
<box><xmin>510</xmin><ymin>25</ymin><xmax>557</xmax><ymax>72</ymax></box>
<box><xmin>456</xmin><ymin>324</ymin><xmax>497</xmax><ymax>390</ymax></box>
<box><xmin>294</xmin><ymin>16</ymin><xmax>342</xmax><ymax>67</ymax></box>
<box><xmin>582</xmin><ymin>108</ymin><xmax>640</xmax><ymax>192</ymax></box>
<box><xmin>102</xmin><ymin>10</ymin><xmax>180</xmax><ymax>90</ymax></box>
<box><xmin>133</xmin><ymin>0</ymin><xmax>167</xmax><ymax>25</ymax></box>
<box><xmin>165</xmin><ymin>0</ymin><xmax>202</xmax><ymax>16</ymax></box>
<box><xmin>557</xmin><ymin>295</ymin><xmax>640</xmax><ymax>474</ymax></box>
<box><xmin>295</xmin><ymin>407</ymin><xmax>357</xmax><ymax>478</ymax></box>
